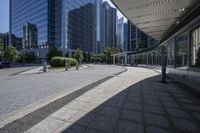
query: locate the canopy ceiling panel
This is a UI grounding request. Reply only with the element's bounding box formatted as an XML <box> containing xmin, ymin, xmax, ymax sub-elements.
<box><xmin>112</xmin><ymin>0</ymin><xmax>200</xmax><ymax>41</ymax></box>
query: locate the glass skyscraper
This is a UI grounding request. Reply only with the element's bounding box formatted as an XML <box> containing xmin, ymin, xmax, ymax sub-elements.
<box><xmin>10</xmin><ymin>0</ymin><xmax>97</xmax><ymax>55</ymax></box>
<box><xmin>10</xmin><ymin>0</ymin><xmax>55</xmax><ymax>47</ymax></box>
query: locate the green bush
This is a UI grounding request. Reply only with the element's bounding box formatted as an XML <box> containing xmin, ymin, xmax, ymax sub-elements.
<box><xmin>50</xmin><ymin>56</ymin><xmax>78</xmax><ymax>67</ymax></box>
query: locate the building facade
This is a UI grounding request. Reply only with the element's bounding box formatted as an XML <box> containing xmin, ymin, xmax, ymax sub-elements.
<box><xmin>22</xmin><ymin>23</ymin><xmax>38</xmax><ymax>49</ymax></box>
<box><xmin>10</xmin><ymin>0</ymin><xmax>55</xmax><ymax>48</ymax></box>
<box><xmin>124</xmin><ymin>22</ymin><xmax>128</xmax><ymax>52</ymax></box>
<box><xmin>128</xmin><ymin>21</ymin><xmax>156</xmax><ymax>51</ymax></box>
<box><xmin>117</xmin><ymin>17</ymin><xmax>124</xmax><ymax>51</ymax></box>
<box><xmin>0</xmin><ymin>33</ymin><xmax>9</xmax><ymax>50</ymax></box>
<box><xmin>10</xmin><ymin>0</ymin><xmax>98</xmax><ymax>57</ymax></box>
<box><xmin>103</xmin><ymin>1</ymin><xmax>117</xmax><ymax>48</ymax></box>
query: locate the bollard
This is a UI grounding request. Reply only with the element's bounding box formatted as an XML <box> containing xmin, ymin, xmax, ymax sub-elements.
<box><xmin>76</xmin><ymin>63</ymin><xmax>79</xmax><ymax>70</ymax></box>
<box><xmin>43</xmin><ymin>60</ymin><xmax>47</xmax><ymax>73</ymax></box>
<box><xmin>65</xmin><ymin>61</ymin><xmax>68</xmax><ymax>71</ymax></box>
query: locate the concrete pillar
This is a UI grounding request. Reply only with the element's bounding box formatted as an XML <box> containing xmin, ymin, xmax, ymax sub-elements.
<box><xmin>124</xmin><ymin>54</ymin><xmax>128</xmax><ymax>65</ymax></box>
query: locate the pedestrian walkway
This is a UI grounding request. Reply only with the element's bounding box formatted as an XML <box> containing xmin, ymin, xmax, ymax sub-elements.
<box><xmin>2</xmin><ymin>67</ymin><xmax>200</xmax><ymax>133</ymax></box>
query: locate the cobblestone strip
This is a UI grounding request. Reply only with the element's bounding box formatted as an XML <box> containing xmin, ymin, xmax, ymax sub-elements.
<box><xmin>0</xmin><ymin>76</ymin><xmax>117</xmax><ymax>133</ymax></box>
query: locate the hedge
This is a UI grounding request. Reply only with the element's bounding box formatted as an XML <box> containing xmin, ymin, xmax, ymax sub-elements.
<box><xmin>50</xmin><ymin>56</ymin><xmax>78</xmax><ymax>67</ymax></box>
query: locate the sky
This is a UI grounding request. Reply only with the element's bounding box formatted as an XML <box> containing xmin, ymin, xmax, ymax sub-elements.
<box><xmin>0</xmin><ymin>0</ymin><xmax>126</xmax><ymax>33</ymax></box>
<box><xmin>0</xmin><ymin>0</ymin><xmax>9</xmax><ymax>33</ymax></box>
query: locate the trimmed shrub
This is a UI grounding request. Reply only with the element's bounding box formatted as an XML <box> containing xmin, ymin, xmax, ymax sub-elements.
<box><xmin>50</xmin><ymin>56</ymin><xmax>78</xmax><ymax>67</ymax></box>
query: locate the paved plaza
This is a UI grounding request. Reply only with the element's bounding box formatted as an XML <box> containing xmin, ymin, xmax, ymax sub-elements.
<box><xmin>1</xmin><ymin>66</ymin><xmax>200</xmax><ymax>133</ymax></box>
<box><xmin>0</xmin><ymin>65</ymin><xmax>124</xmax><ymax>127</ymax></box>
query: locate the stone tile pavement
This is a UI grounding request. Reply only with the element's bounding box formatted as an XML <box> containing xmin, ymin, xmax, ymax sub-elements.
<box><xmin>2</xmin><ymin>67</ymin><xmax>200</xmax><ymax>133</ymax></box>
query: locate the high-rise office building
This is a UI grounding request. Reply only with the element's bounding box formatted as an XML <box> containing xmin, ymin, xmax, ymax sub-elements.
<box><xmin>117</xmin><ymin>17</ymin><xmax>124</xmax><ymax>51</ymax></box>
<box><xmin>0</xmin><ymin>33</ymin><xmax>9</xmax><ymax>50</ymax></box>
<box><xmin>128</xmin><ymin>21</ymin><xmax>156</xmax><ymax>51</ymax></box>
<box><xmin>124</xmin><ymin>22</ymin><xmax>128</xmax><ymax>52</ymax></box>
<box><xmin>10</xmin><ymin>0</ymin><xmax>55</xmax><ymax>48</ymax></box>
<box><xmin>128</xmin><ymin>21</ymin><xmax>137</xmax><ymax>51</ymax></box>
<box><xmin>97</xmin><ymin>0</ymin><xmax>106</xmax><ymax>53</ymax></box>
<box><xmin>22</xmin><ymin>23</ymin><xmax>38</xmax><ymax>49</ymax></box>
<box><xmin>96</xmin><ymin>1</ymin><xmax>118</xmax><ymax>53</ymax></box>
<box><xmin>10</xmin><ymin>0</ymin><xmax>97</xmax><ymax>56</ymax></box>
<box><xmin>103</xmin><ymin>1</ymin><xmax>117</xmax><ymax>48</ymax></box>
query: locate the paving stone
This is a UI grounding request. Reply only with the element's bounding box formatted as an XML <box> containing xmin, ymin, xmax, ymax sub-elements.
<box><xmin>75</xmin><ymin>95</ymin><xmax>95</xmax><ymax>102</ymax></box>
<box><xmin>84</xmin><ymin>128</ymin><xmax>105</xmax><ymax>133</ymax></box>
<box><xmin>2</xmin><ymin>120</ymin><xmax>31</xmax><ymax>133</ymax></box>
<box><xmin>162</xmin><ymin>101</ymin><xmax>180</xmax><ymax>108</ymax></box>
<box><xmin>99</xmin><ymin>106</ymin><xmax>121</xmax><ymax>118</ymax></box>
<box><xmin>75</xmin><ymin>113</ymin><xmax>96</xmax><ymax>127</ymax></box>
<box><xmin>143</xmin><ymin>98</ymin><xmax>161</xmax><ymax>106</ymax></box>
<box><xmin>115</xmin><ymin>120</ymin><xmax>144</xmax><ymax>133</ymax></box>
<box><xmin>80</xmin><ymin>102</ymin><xmax>101</xmax><ymax>113</ymax></box>
<box><xmin>60</xmin><ymin>124</ymin><xmax>86</xmax><ymax>133</ymax></box>
<box><xmin>123</xmin><ymin>102</ymin><xmax>143</xmax><ymax>112</ymax></box>
<box><xmin>19</xmin><ymin>114</ymin><xmax>44</xmax><ymax>126</ymax></box>
<box><xmin>172</xmin><ymin>118</ymin><xmax>199</xmax><ymax>132</ymax></box>
<box><xmin>144</xmin><ymin>113</ymin><xmax>170</xmax><ymax>128</ymax></box>
<box><xmin>143</xmin><ymin>94</ymin><xmax>157</xmax><ymax>100</ymax></box>
<box><xmin>27</xmin><ymin>117</ymin><xmax>64</xmax><ymax>133</ymax></box>
<box><xmin>67</xmin><ymin>111</ymin><xmax>88</xmax><ymax>123</ymax></box>
<box><xmin>89</xmin><ymin>115</ymin><xmax>118</xmax><ymax>133</ymax></box>
<box><xmin>54</xmin><ymin>122</ymin><xmax>72</xmax><ymax>133</ymax></box>
<box><xmin>159</xmin><ymin>96</ymin><xmax>175</xmax><ymax>103</ymax></box>
<box><xmin>144</xmin><ymin>104</ymin><xmax>165</xmax><ymax>115</ymax></box>
<box><xmin>146</xmin><ymin>126</ymin><xmax>172</xmax><ymax>133</ymax></box>
<box><xmin>50</xmin><ymin>107</ymin><xmax>78</xmax><ymax>121</ymax></box>
<box><xmin>0</xmin><ymin>65</ymin><xmax>124</xmax><ymax>122</ymax></box>
<box><xmin>183</xmin><ymin>104</ymin><xmax>200</xmax><ymax>112</ymax></box>
<box><xmin>105</xmin><ymin>98</ymin><xmax>124</xmax><ymax>108</ymax></box>
<box><xmin>65</xmin><ymin>100</ymin><xmax>88</xmax><ymax>110</ymax></box>
<box><xmin>126</xmin><ymin>96</ymin><xmax>142</xmax><ymax>103</ymax></box>
<box><xmin>166</xmin><ymin>108</ymin><xmax>189</xmax><ymax>119</ymax></box>
<box><xmin>177</xmin><ymin>98</ymin><xmax>194</xmax><ymax>104</ymax></box>
<box><xmin>121</xmin><ymin>109</ymin><xmax>143</xmax><ymax>123</ymax></box>
<box><xmin>192</xmin><ymin>112</ymin><xmax>200</xmax><ymax>121</ymax></box>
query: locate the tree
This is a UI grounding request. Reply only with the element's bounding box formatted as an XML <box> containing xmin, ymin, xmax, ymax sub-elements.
<box><xmin>73</xmin><ymin>48</ymin><xmax>84</xmax><ymax>63</ymax></box>
<box><xmin>0</xmin><ymin>38</ymin><xmax>4</xmax><ymax>59</ymax></box>
<box><xmin>91</xmin><ymin>54</ymin><xmax>104</xmax><ymax>63</ymax></box>
<box><xmin>195</xmin><ymin>48</ymin><xmax>200</xmax><ymax>67</ymax></box>
<box><xmin>47</xmin><ymin>47</ymin><xmax>61</xmax><ymax>61</ymax></box>
<box><xmin>103</xmin><ymin>48</ymin><xmax>120</xmax><ymax>64</ymax></box>
<box><xmin>17</xmin><ymin>52</ymin><xmax>37</xmax><ymax>63</ymax></box>
<box><xmin>4</xmin><ymin>45</ymin><xmax>17</xmax><ymax>62</ymax></box>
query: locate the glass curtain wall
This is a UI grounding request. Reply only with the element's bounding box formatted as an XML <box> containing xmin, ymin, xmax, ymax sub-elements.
<box><xmin>175</xmin><ymin>33</ymin><xmax>189</xmax><ymax>67</ymax></box>
<box><xmin>167</xmin><ymin>39</ymin><xmax>175</xmax><ymax>67</ymax></box>
<box><xmin>191</xmin><ymin>27</ymin><xmax>200</xmax><ymax>67</ymax></box>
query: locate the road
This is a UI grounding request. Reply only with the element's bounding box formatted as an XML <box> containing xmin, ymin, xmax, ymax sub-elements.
<box><xmin>0</xmin><ymin>65</ymin><xmax>124</xmax><ymax>124</ymax></box>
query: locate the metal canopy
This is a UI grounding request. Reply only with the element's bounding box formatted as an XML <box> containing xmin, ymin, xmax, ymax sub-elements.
<box><xmin>112</xmin><ymin>0</ymin><xmax>200</xmax><ymax>41</ymax></box>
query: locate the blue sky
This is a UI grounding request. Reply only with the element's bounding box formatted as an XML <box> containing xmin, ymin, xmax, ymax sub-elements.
<box><xmin>0</xmin><ymin>0</ymin><xmax>125</xmax><ymax>33</ymax></box>
<box><xmin>0</xmin><ymin>0</ymin><xmax>9</xmax><ymax>33</ymax></box>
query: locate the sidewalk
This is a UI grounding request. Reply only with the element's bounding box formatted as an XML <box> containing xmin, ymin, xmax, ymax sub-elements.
<box><xmin>2</xmin><ymin>67</ymin><xmax>200</xmax><ymax>133</ymax></box>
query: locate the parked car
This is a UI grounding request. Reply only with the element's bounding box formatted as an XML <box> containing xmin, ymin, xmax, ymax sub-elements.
<box><xmin>0</xmin><ymin>61</ymin><xmax>10</xmax><ymax>69</ymax></box>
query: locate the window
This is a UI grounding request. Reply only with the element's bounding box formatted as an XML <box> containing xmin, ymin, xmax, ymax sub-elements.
<box><xmin>167</xmin><ymin>39</ymin><xmax>175</xmax><ymax>66</ymax></box>
<box><xmin>191</xmin><ymin>27</ymin><xmax>200</xmax><ymax>67</ymax></box>
<box><xmin>175</xmin><ymin>33</ymin><xmax>188</xmax><ymax>67</ymax></box>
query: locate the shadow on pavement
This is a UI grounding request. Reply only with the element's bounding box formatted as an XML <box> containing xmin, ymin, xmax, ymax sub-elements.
<box><xmin>61</xmin><ymin>75</ymin><xmax>200</xmax><ymax>133</ymax></box>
